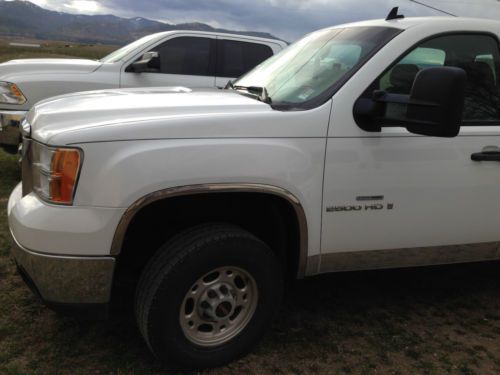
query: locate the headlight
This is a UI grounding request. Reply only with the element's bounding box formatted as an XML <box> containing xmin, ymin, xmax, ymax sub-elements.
<box><xmin>31</xmin><ymin>141</ymin><xmax>83</xmax><ymax>205</ymax></box>
<box><xmin>0</xmin><ymin>81</ymin><xmax>27</xmax><ymax>105</ymax></box>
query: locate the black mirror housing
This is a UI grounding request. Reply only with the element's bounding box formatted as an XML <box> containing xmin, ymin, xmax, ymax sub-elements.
<box><xmin>354</xmin><ymin>66</ymin><xmax>467</xmax><ymax>138</ymax></box>
<box><xmin>406</xmin><ymin>67</ymin><xmax>466</xmax><ymax>137</ymax></box>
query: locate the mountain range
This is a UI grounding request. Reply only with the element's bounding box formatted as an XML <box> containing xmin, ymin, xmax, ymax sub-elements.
<box><xmin>0</xmin><ymin>0</ymin><xmax>278</xmax><ymax>45</ymax></box>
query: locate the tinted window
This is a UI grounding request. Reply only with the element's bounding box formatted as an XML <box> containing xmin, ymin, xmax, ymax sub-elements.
<box><xmin>379</xmin><ymin>47</ymin><xmax>445</xmax><ymax>92</ymax></box>
<box><xmin>154</xmin><ymin>37</ymin><xmax>214</xmax><ymax>76</ymax></box>
<box><xmin>367</xmin><ymin>34</ymin><xmax>500</xmax><ymax>123</ymax></box>
<box><xmin>217</xmin><ymin>40</ymin><xmax>273</xmax><ymax>78</ymax></box>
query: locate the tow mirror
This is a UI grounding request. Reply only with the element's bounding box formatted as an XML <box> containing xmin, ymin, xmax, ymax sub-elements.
<box><xmin>131</xmin><ymin>51</ymin><xmax>160</xmax><ymax>73</ymax></box>
<box><xmin>354</xmin><ymin>66</ymin><xmax>466</xmax><ymax>137</ymax></box>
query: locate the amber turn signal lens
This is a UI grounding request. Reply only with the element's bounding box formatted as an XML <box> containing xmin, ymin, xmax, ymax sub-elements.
<box><xmin>10</xmin><ymin>84</ymin><xmax>23</xmax><ymax>99</ymax></box>
<box><xmin>49</xmin><ymin>149</ymin><xmax>81</xmax><ymax>204</ymax></box>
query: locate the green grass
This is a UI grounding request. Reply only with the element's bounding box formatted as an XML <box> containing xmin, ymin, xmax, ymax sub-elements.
<box><xmin>0</xmin><ymin>38</ymin><xmax>118</xmax><ymax>63</ymax></box>
<box><xmin>2</xmin><ymin>43</ymin><xmax>500</xmax><ymax>374</ymax></box>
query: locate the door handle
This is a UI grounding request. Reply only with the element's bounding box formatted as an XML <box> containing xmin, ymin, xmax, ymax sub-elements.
<box><xmin>471</xmin><ymin>146</ymin><xmax>500</xmax><ymax>161</ymax></box>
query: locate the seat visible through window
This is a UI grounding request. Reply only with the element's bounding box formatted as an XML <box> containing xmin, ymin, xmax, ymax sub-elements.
<box><xmin>460</xmin><ymin>61</ymin><xmax>498</xmax><ymax>120</ymax></box>
<box><xmin>386</xmin><ymin>64</ymin><xmax>420</xmax><ymax>94</ymax></box>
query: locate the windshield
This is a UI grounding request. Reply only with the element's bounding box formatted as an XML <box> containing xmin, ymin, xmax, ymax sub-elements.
<box><xmin>100</xmin><ymin>33</ymin><xmax>162</xmax><ymax>63</ymax></box>
<box><xmin>233</xmin><ymin>26</ymin><xmax>400</xmax><ymax>109</ymax></box>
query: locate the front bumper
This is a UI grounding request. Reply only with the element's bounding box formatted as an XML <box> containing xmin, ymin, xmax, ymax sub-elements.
<box><xmin>8</xmin><ymin>183</ymin><xmax>123</xmax><ymax>317</ymax></box>
<box><xmin>10</xmin><ymin>230</ymin><xmax>115</xmax><ymax>306</ymax></box>
<box><xmin>0</xmin><ymin>110</ymin><xmax>26</xmax><ymax>153</ymax></box>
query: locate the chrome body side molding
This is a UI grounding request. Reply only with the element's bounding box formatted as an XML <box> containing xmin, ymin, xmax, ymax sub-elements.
<box><xmin>111</xmin><ymin>183</ymin><xmax>309</xmax><ymax>278</ymax></box>
<box><xmin>318</xmin><ymin>242</ymin><xmax>500</xmax><ymax>273</ymax></box>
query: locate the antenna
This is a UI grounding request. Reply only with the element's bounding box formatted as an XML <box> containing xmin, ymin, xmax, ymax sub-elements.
<box><xmin>410</xmin><ymin>0</ymin><xmax>457</xmax><ymax>17</ymax></box>
<box><xmin>386</xmin><ymin>7</ymin><xmax>405</xmax><ymax>21</ymax></box>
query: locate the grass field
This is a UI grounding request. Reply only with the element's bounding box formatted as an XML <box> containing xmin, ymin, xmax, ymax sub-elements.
<box><xmin>0</xmin><ymin>38</ymin><xmax>118</xmax><ymax>63</ymax></box>
<box><xmin>2</xmin><ymin>42</ymin><xmax>500</xmax><ymax>374</ymax></box>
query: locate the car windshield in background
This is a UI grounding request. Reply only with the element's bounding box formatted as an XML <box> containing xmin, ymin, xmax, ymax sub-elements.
<box><xmin>100</xmin><ymin>34</ymin><xmax>161</xmax><ymax>63</ymax></box>
<box><xmin>233</xmin><ymin>27</ymin><xmax>400</xmax><ymax>109</ymax></box>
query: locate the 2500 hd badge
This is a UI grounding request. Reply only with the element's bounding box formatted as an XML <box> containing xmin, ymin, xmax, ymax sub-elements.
<box><xmin>326</xmin><ymin>203</ymin><xmax>395</xmax><ymax>212</ymax></box>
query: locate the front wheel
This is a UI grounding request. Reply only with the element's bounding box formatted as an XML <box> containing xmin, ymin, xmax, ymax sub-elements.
<box><xmin>134</xmin><ymin>224</ymin><xmax>283</xmax><ymax>370</ymax></box>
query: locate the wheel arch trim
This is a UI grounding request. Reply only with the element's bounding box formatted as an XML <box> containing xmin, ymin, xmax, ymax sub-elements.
<box><xmin>110</xmin><ymin>183</ymin><xmax>309</xmax><ymax>278</ymax></box>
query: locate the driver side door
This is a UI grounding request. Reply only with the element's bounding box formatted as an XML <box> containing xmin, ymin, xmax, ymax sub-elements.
<box><xmin>320</xmin><ymin>32</ymin><xmax>500</xmax><ymax>272</ymax></box>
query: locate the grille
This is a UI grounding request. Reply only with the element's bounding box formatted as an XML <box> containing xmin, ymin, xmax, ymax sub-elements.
<box><xmin>21</xmin><ymin>136</ymin><xmax>33</xmax><ymax>197</ymax></box>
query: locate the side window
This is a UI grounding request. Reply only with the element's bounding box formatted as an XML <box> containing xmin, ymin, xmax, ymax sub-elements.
<box><xmin>153</xmin><ymin>37</ymin><xmax>215</xmax><ymax>76</ymax></box>
<box><xmin>216</xmin><ymin>40</ymin><xmax>273</xmax><ymax>78</ymax></box>
<box><xmin>379</xmin><ymin>47</ymin><xmax>446</xmax><ymax>92</ymax></box>
<box><xmin>367</xmin><ymin>34</ymin><xmax>500</xmax><ymax>123</ymax></box>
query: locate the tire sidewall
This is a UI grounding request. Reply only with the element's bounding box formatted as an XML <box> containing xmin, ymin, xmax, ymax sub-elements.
<box><xmin>145</xmin><ymin>235</ymin><xmax>283</xmax><ymax>369</ymax></box>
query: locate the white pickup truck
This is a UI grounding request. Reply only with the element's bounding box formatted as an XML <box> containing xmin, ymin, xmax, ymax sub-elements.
<box><xmin>8</xmin><ymin>14</ymin><xmax>500</xmax><ymax>369</ymax></box>
<box><xmin>0</xmin><ymin>31</ymin><xmax>286</xmax><ymax>152</ymax></box>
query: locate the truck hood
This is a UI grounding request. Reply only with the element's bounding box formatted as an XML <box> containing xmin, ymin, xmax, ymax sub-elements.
<box><xmin>0</xmin><ymin>58</ymin><xmax>102</xmax><ymax>76</ymax></box>
<box><xmin>27</xmin><ymin>87</ymin><xmax>272</xmax><ymax>143</ymax></box>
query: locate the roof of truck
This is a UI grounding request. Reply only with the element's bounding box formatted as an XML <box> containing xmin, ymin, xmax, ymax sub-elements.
<box><xmin>143</xmin><ymin>30</ymin><xmax>288</xmax><ymax>47</ymax></box>
<box><xmin>332</xmin><ymin>16</ymin><xmax>500</xmax><ymax>31</ymax></box>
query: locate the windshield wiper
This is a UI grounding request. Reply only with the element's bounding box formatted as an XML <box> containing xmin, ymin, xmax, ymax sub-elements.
<box><xmin>233</xmin><ymin>85</ymin><xmax>272</xmax><ymax>105</ymax></box>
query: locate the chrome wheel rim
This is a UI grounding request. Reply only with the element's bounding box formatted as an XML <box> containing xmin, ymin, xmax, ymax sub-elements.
<box><xmin>179</xmin><ymin>266</ymin><xmax>258</xmax><ymax>347</ymax></box>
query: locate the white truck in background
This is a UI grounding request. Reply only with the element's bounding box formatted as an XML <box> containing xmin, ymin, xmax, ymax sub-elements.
<box><xmin>0</xmin><ymin>30</ymin><xmax>286</xmax><ymax>152</ymax></box>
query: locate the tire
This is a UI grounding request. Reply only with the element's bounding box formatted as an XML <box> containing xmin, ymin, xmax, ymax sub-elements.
<box><xmin>134</xmin><ymin>223</ymin><xmax>284</xmax><ymax>370</ymax></box>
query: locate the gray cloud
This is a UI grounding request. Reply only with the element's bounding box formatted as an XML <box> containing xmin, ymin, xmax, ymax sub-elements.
<box><xmin>24</xmin><ymin>0</ymin><xmax>500</xmax><ymax>41</ymax></box>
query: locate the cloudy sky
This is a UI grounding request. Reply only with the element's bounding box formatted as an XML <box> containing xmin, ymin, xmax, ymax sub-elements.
<box><xmin>19</xmin><ymin>0</ymin><xmax>500</xmax><ymax>41</ymax></box>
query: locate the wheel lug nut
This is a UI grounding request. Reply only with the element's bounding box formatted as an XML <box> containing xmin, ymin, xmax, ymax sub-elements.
<box><xmin>207</xmin><ymin>290</ymin><xmax>217</xmax><ymax>299</ymax></box>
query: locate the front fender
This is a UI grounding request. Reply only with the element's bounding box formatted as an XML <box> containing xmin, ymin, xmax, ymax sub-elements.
<box><xmin>75</xmin><ymin>138</ymin><xmax>325</xmax><ymax>261</ymax></box>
